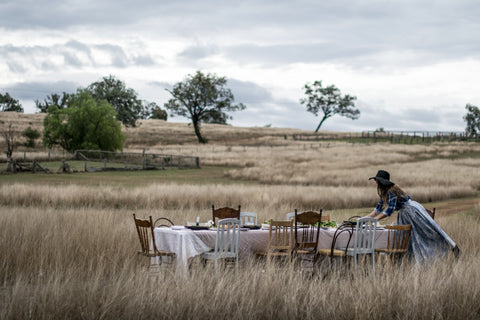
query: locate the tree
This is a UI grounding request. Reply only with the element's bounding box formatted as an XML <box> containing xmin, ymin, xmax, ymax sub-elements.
<box><xmin>147</xmin><ymin>102</ymin><xmax>168</xmax><ymax>120</ymax></box>
<box><xmin>22</xmin><ymin>127</ymin><xmax>41</xmax><ymax>148</ymax></box>
<box><xmin>1</xmin><ymin>121</ymin><xmax>17</xmax><ymax>158</ymax></box>
<box><xmin>85</xmin><ymin>75</ymin><xmax>148</xmax><ymax>128</ymax></box>
<box><xmin>35</xmin><ymin>92</ymin><xmax>71</xmax><ymax>113</ymax></box>
<box><xmin>464</xmin><ymin>104</ymin><xmax>480</xmax><ymax>137</ymax></box>
<box><xmin>164</xmin><ymin>71</ymin><xmax>246</xmax><ymax>143</ymax></box>
<box><xmin>300</xmin><ymin>81</ymin><xmax>359</xmax><ymax>132</ymax></box>
<box><xmin>0</xmin><ymin>92</ymin><xmax>23</xmax><ymax>112</ymax></box>
<box><xmin>43</xmin><ymin>91</ymin><xmax>125</xmax><ymax>152</ymax></box>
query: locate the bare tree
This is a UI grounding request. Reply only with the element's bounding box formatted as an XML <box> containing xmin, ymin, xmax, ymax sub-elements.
<box><xmin>1</xmin><ymin>121</ymin><xmax>17</xmax><ymax>171</ymax></box>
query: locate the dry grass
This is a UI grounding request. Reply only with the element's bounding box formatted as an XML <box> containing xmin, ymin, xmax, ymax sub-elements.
<box><xmin>1</xmin><ymin>205</ymin><xmax>479</xmax><ymax>320</ymax></box>
<box><xmin>2</xmin><ymin>113</ymin><xmax>480</xmax><ymax>319</ymax></box>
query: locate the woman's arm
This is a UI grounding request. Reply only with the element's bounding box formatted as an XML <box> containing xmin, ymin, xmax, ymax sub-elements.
<box><xmin>366</xmin><ymin>210</ymin><xmax>387</xmax><ymax>220</ymax></box>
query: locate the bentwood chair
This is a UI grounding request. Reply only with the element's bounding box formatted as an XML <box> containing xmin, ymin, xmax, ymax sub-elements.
<box><xmin>293</xmin><ymin>209</ymin><xmax>322</xmax><ymax>272</ymax></box>
<box><xmin>153</xmin><ymin>217</ymin><xmax>174</xmax><ymax>228</ymax></box>
<box><xmin>255</xmin><ymin>220</ymin><xmax>294</xmax><ymax>269</ymax></box>
<box><xmin>375</xmin><ymin>224</ymin><xmax>412</xmax><ymax>267</ymax></box>
<box><xmin>426</xmin><ymin>208</ymin><xmax>436</xmax><ymax>220</ymax></box>
<box><xmin>317</xmin><ymin>224</ymin><xmax>354</xmax><ymax>268</ymax></box>
<box><xmin>202</xmin><ymin>218</ymin><xmax>241</xmax><ymax>273</ymax></box>
<box><xmin>212</xmin><ymin>205</ymin><xmax>241</xmax><ymax>225</ymax></box>
<box><xmin>240</xmin><ymin>212</ymin><xmax>258</xmax><ymax>226</ymax></box>
<box><xmin>133</xmin><ymin>214</ymin><xmax>176</xmax><ymax>269</ymax></box>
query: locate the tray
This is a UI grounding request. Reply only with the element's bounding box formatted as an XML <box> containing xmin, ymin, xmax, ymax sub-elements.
<box><xmin>185</xmin><ymin>225</ymin><xmax>210</xmax><ymax>230</ymax></box>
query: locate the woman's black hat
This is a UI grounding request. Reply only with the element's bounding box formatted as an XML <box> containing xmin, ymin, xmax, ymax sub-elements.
<box><xmin>369</xmin><ymin>170</ymin><xmax>395</xmax><ymax>187</ymax></box>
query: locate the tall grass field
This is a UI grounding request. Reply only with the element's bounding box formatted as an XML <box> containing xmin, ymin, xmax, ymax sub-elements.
<box><xmin>1</xmin><ymin>113</ymin><xmax>480</xmax><ymax>319</ymax></box>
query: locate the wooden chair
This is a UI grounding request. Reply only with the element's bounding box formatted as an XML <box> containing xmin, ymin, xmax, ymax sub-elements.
<box><xmin>133</xmin><ymin>214</ymin><xmax>175</xmax><ymax>269</ymax></box>
<box><xmin>288</xmin><ymin>211</ymin><xmax>329</xmax><ymax>222</ymax></box>
<box><xmin>255</xmin><ymin>220</ymin><xmax>294</xmax><ymax>269</ymax></box>
<box><xmin>153</xmin><ymin>217</ymin><xmax>174</xmax><ymax>228</ymax></box>
<box><xmin>293</xmin><ymin>209</ymin><xmax>322</xmax><ymax>272</ymax></box>
<box><xmin>240</xmin><ymin>212</ymin><xmax>258</xmax><ymax>226</ymax></box>
<box><xmin>202</xmin><ymin>218</ymin><xmax>241</xmax><ymax>273</ymax></box>
<box><xmin>321</xmin><ymin>214</ymin><xmax>331</xmax><ymax>222</ymax></box>
<box><xmin>375</xmin><ymin>224</ymin><xmax>412</xmax><ymax>267</ymax></box>
<box><xmin>426</xmin><ymin>208</ymin><xmax>436</xmax><ymax>220</ymax></box>
<box><xmin>212</xmin><ymin>205</ymin><xmax>241</xmax><ymax>225</ymax></box>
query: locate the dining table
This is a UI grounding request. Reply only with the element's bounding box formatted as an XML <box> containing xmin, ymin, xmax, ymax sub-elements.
<box><xmin>153</xmin><ymin>225</ymin><xmax>391</xmax><ymax>277</ymax></box>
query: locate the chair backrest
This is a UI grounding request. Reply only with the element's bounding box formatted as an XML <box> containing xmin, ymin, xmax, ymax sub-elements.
<box><xmin>212</xmin><ymin>205</ymin><xmax>241</xmax><ymax>225</ymax></box>
<box><xmin>267</xmin><ymin>220</ymin><xmax>294</xmax><ymax>254</ymax></box>
<box><xmin>352</xmin><ymin>217</ymin><xmax>377</xmax><ymax>255</ymax></box>
<box><xmin>240</xmin><ymin>212</ymin><xmax>258</xmax><ymax>225</ymax></box>
<box><xmin>321</xmin><ymin>214</ymin><xmax>331</xmax><ymax>222</ymax></box>
<box><xmin>385</xmin><ymin>224</ymin><xmax>412</xmax><ymax>252</ymax></box>
<box><xmin>214</xmin><ymin>218</ymin><xmax>241</xmax><ymax>257</ymax></box>
<box><xmin>294</xmin><ymin>209</ymin><xmax>322</xmax><ymax>251</ymax></box>
<box><xmin>133</xmin><ymin>214</ymin><xmax>158</xmax><ymax>255</ymax></box>
<box><xmin>426</xmin><ymin>208</ymin><xmax>436</xmax><ymax>220</ymax></box>
<box><xmin>154</xmin><ymin>217</ymin><xmax>174</xmax><ymax>228</ymax></box>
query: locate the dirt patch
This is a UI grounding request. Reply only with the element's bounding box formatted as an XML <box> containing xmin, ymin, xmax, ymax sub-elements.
<box><xmin>432</xmin><ymin>197</ymin><xmax>480</xmax><ymax>216</ymax></box>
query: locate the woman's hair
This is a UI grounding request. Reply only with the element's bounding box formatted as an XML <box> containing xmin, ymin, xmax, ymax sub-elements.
<box><xmin>377</xmin><ymin>183</ymin><xmax>407</xmax><ymax>209</ymax></box>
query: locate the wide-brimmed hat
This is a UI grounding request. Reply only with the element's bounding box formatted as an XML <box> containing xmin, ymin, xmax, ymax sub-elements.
<box><xmin>369</xmin><ymin>170</ymin><xmax>395</xmax><ymax>187</ymax></box>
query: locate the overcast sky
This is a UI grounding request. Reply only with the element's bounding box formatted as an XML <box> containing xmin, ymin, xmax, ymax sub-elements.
<box><xmin>1</xmin><ymin>0</ymin><xmax>479</xmax><ymax>132</ymax></box>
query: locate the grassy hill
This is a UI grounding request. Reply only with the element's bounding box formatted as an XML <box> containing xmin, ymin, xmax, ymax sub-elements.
<box><xmin>1</xmin><ymin>111</ymin><xmax>344</xmax><ymax>149</ymax></box>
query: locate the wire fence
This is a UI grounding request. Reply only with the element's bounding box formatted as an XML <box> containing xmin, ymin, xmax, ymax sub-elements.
<box><xmin>292</xmin><ymin>131</ymin><xmax>478</xmax><ymax>144</ymax></box>
<box><xmin>74</xmin><ymin>150</ymin><xmax>200</xmax><ymax>172</ymax></box>
<box><xmin>1</xmin><ymin>149</ymin><xmax>200</xmax><ymax>173</ymax></box>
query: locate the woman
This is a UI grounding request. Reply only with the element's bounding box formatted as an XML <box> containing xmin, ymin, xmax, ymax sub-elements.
<box><xmin>366</xmin><ymin>170</ymin><xmax>459</xmax><ymax>264</ymax></box>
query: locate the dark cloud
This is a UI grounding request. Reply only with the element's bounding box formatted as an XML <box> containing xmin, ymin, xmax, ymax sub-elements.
<box><xmin>227</xmin><ymin>79</ymin><xmax>273</xmax><ymax>104</ymax></box>
<box><xmin>3</xmin><ymin>80</ymin><xmax>79</xmax><ymax>101</ymax></box>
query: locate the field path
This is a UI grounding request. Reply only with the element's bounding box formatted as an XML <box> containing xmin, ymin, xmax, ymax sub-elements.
<box><xmin>433</xmin><ymin>197</ymin><xmax>479</xmax><ymax>217</ymax></box>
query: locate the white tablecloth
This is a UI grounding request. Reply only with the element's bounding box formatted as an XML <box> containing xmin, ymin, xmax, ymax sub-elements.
<box><xmin>154</xmin><ymin>227</ymin><xmax>389</xmax><ymax>276</ymax></box>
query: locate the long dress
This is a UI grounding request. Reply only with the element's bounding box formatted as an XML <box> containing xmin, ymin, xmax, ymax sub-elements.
<box><xmin>397</xmin><ymin>199</ymin><xmax>456</xmax><ymax>264</ymax></box>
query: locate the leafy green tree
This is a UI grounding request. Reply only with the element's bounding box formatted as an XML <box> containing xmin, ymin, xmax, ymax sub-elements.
<box><xmin>85</xmin><ymin>75</ymin><xmax>148</xmax><ymax>128</ymax></box>
<box><xmin>0</xmin><ymin>92</ymin><xmax>23</xmax><ymax>112</ymax></box>
<box><xmin>35</xmin><ymin>92</ymin><xmax>71</xmax><ymax>113</ymax></box>
<box><xmin>43</xmin><ymin>91</ymin><xmax>125</xmax><ymax>152</ymax></box>
<box><xmin>300</xmin><ymin>81</ymin><xmax>359</xmax><ymax>132</ymax></box>
<box><xmin>149</xmin><ymin>102</ymin><xmax>168</xmax><ymax>120</ymax></box>
<box><xmin>464</xmin><ymin>103</ymin><xmax>480</xmax><ymax>137</ymax></box>
<box><xmin>164</xmin><ymin>71</ymin><xmax>246</xmax><ymax>143</ymax></box>
<box><xmin>22</xmin><ymin>127</ymin><xmax>41</xmax><ymax>148</ymax></box>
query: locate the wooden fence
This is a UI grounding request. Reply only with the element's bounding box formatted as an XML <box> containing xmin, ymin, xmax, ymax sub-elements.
<box><xmin>74</xmin><ymin>150</ymin><xmax>200</xmax><ymax>172</ymax></box>
<box><xmin>292</xmin><ymin>131</ymin><xmax>477</xmax><ymax>144</ymax></box>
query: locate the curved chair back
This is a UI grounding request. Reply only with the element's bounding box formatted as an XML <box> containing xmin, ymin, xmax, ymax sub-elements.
<box><xmin>212</xmin><ymin>205</ymin><xmax>241</xmax><ymax>225</ymax></box>
<box><xmin>154</xmin><ymin>217</ymin><xmax>174</xmax><ymax>228</ymax></box>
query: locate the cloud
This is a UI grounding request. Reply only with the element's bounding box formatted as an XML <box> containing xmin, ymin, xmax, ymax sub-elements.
<box><xmin>0</xmin><ymin>40</ymin><xmax>156</xmax><ymax>73</ymax></box>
